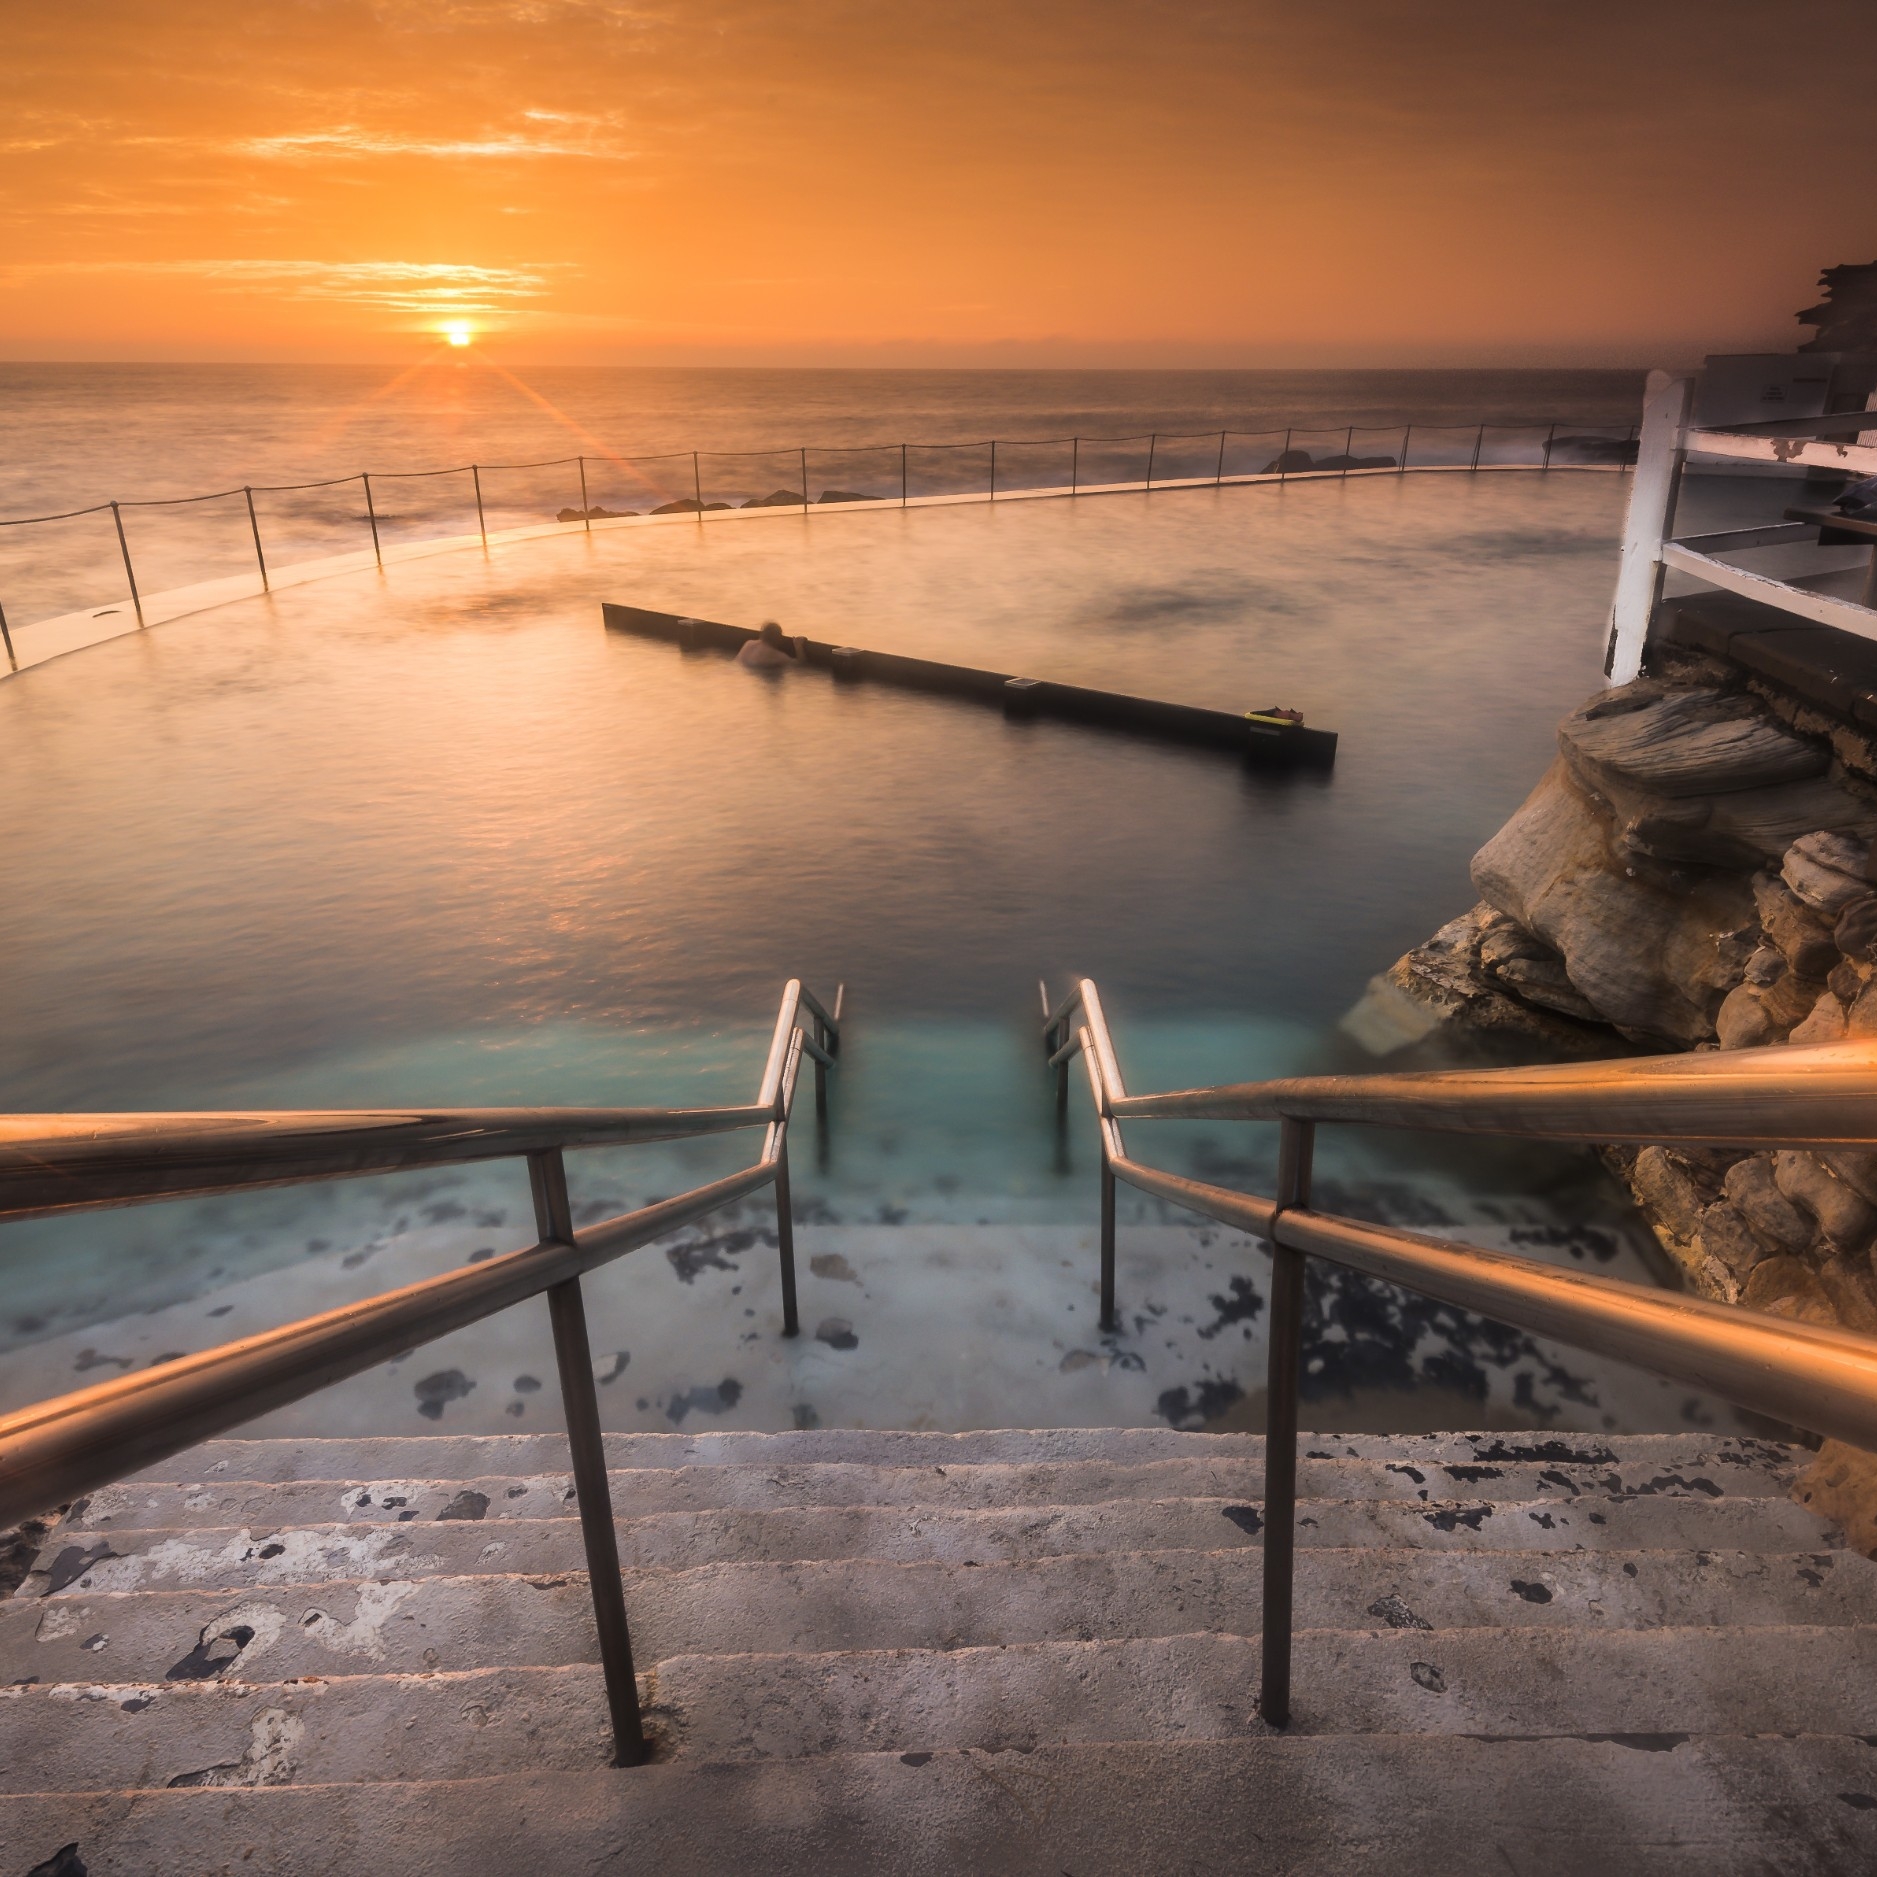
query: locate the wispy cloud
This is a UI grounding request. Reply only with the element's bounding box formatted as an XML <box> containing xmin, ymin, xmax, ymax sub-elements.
<box><xmin>238</xmin><ymin>123</ymin><xmax>633</xmax><ymax>162</ymax></box>
<box><xmin>4</xmin><ymin>258</ymin><xmax>564</xmax><ymax>315</ymax></box>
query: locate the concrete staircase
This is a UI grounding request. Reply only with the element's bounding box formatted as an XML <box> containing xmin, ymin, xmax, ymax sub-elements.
<box><xmin>5</xmin><ymin>1427</ymin><xmax>1877</xmax><ymax>1873</ymax></box>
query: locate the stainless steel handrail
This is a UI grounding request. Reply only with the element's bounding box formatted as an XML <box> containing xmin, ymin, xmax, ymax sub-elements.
<box><xmin>0</xmin><ymin>976</ymin><xmax>843</xmax><ymax>1767</ymax></box>
<box><xmin>1041</xmin><ymin>976</ymin><xmax>1877</xmax><ymax>1728</ymax></box>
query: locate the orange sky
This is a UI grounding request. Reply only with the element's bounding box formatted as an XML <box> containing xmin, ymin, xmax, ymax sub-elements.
<box><xmin>5</xmin><ymin>0</ymin><xmax>1875</xmax><ymax>366</ymax></box>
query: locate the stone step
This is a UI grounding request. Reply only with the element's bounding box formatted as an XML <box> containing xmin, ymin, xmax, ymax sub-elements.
<box><xmin>5</xmin><ymin>1735</ymin><xmax>1876</xmax><ymax>1874</ymax></box>
<box><xmin>9</xmin><ymin>1547</ymin><xmax>1873</xmax><ymax>1685</ymax></box>
<box><xmin>67</xmin><ymin>1445</ymin><xmax>1806</xmax><ymax>1534</ymax></box>
<box><xmin>20</xmin><ymin>1494</ymin><xmax>1841</xmax><ymax>1599</ymax></box>
<box><xmin>8</xmin><ymin>1627</ymin><xmax>1877</xmax><ymax>1792</ymax></box>
<box><xmin>128</xmin><ymin>1428</ymin><xmax>1800</xmax><ymax>1489</ymax></box>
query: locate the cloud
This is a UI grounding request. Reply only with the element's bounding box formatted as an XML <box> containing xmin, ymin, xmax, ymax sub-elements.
<box><xmin>238</xmin><ymin>125</ymin><xmax>634</xmax><ymax>162</ymax></box>
<box><xmin>3</xmin><ymin>258</ymin><xmax>563</xmax><ymax>315</ymax></box>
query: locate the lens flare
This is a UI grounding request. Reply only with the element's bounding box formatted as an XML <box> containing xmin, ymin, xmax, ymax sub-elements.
<box><xmin>442</xmin><ymin>321</ymin><xmax>474</xmax><ymax>347</ymax></box>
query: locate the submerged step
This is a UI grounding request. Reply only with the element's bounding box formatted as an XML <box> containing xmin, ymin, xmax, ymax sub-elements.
<box><xmin>10</xmin><ymin>1546</ymin><xmax>1875</xmax><ymax>1685</ymax></box>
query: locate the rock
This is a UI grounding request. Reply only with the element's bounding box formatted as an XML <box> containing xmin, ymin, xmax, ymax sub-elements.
<box><xmin>1470</xmin><ymin>761</ymin><xmax>1754</xmax><ymax>1043</ymax></box>
<box><xmin>1474</xmin><ymin>921</ymin><xmax>1600</xmax><ymax>1021</ymax></box>
<box><xmin>1715</xmin><ymin>984</ymin><xmax>1780</xmax><ymax>1050</ymax></box>
<box><xmin>1753</xmin><ymin>874</ymin><xmax>1839</xmax><ymax>978</ymax></box>
<box><xmin>1819</xmin><ymin>1255</ymin><xmax>1877</xmax><ymax>1333</ymax></box>
<box><xmin>1783</xmin><ymin>831</ymin><xmax>1874</xmax><ymax>914</ymax></box>
<box><xmin>1560</xmin><ymin>684</ymin><xmax>1827</xmax><ymax>798</ymax></box>
<box><xmin>1773</xmin><ymin>1151</ymin><xmax>1877</xmax><ymax>1254</ymax></box>
<box><xmin>1338</xmin><ymin>905</ymin><xmax>1615</xmax><ymax>1058</ymax></box>
<box><xmin>1722</xmin><ymin>1156</ymin><xmax>1816</xmax><ymax>1255</ymax></box>
<box><xmin>652</xmin><ymin>498</ymin><xmax>705</xmax><ymax>515</ymax></box>
<box><xmin>1260</xmin><ymin>450</ymin><xmax>1316</xmax><ymax>474</ymax></box>
<box><xmin>818</xmin><ymin>490</ymin><xmax>874</xmax><ymax>504</ymax></box>
<box><xmin>1795</xmin><ymin>1440</ymin><xmax>1877</xmax><ymax>1559</ymax></box>
<box><xmin>1742</xmin><ymin>1254</ymin><xmax>1831</xmax><ymax>1320</ymax></box>
<box><xmin>1310</xmin><ymin>453</ymin><xmax>1398</xmax><ymax>472</ymax></box>
<box><xmin>1830</xmin><ymin>957</ymin><xmax>1869</xmax><ymax>1002</ymax></box>
<box><xmin>1694</xmin><ymin>1202</ymin><xmax>1765</xmax><ymax>1293</ymax></box>
<box><xmin>1837</xmin><ymin>896</ymin><xmax>1877</xmax><ymax>961</ymax></box>
<box><xmin>1849</xmin><ymin>978</ymin><xmax>1877</xmax><ymax>1036</ymax></box>
<box><xmin>1820</xmin><ymin>1150</ymin><xmax>1877</xmax><ymax>1208</ymax></box>
<box><xmin>556</xmin><ymin>506</ymin><xmax>637</xmax><ymax>522</ymax></box>
<box><xmin>1630</xmin><ymin>1146</ymin><xmax>1721</xmax><ymax>1254</ymax></box>
<box><xmin>743</xmin><ymin>490</ymin><xmax>807</xmax><ymax>508</ymax></box>
<box><xmin>1788</xmin><ymin>990</ymin><xmax>1850</xmax><ymax>1045</ymax></box>
<box><xmin>1743</xmin><ymin>945</ymin><xmax>1786</xmax><ymax>987</ymax></box>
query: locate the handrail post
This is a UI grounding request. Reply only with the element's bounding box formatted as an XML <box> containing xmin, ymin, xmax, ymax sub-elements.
<box><xmin>1099</xmin><ymin>1150</ymin><xmax>1117</xmax><ymax>1333</ymax></box>
<box><xmin>1215</xmin><ymin>430</ymin><xmax>1226</xmax><ymax>485</ymax></box>
<box><xmin>1342</xmin><ymin>425</ymin><xmax>1353</xmax><ymax>475</ymax></box>
<box><xmin>472</xmin><ymin>466</ymin><xmax>488</xmax><ymax>549</ymax></box>
<box><xmin>1542</xmin><ymin>421</ymin><xmax>1557</xmax><ymax>471</ymax></box>
<box><xmin>1279</xmin><ymin>427</ymin><xmax>1291</xmax><ymax>483</ymax></box>
<box><xmin>1400</xmin><ymin>425</ymin><xmax>1411</xmax><ymax>473</ymax></box>
<box><xmin>0</xmin><ymin>599</ymin><xmax>17</xmax><ymax>672</ymax></box>
<box><xmin>1260</xmin><ymin>1115</ymin><xmax>1313</xmax><ymax>1729</ymax></box>
<box><xmin>989</xmin><ymin>439</ymin><xmax>997</xmax><ymax>502</ymax></box>
<box><xmin>692</xmin><ymin>451</ymin><xmax>703</xmax><ymax>521</ymax></box>
<box><xmin>579</xmin><ymin>457</ymin><xmax>591</xmax><ymax>532</ymax></box>
<box><xmin>1071</xmin><ymin>436</ymin><xmax>1079</xmax><ymax>495</ymax></box>
<box><xmin>1470</xmin><ymin>424</ymin><xmax>1484</xmax><ymax>472</ymax></box>
<box><xmin>1144</xmin><ymin>432</ymin><xmax>1156</xmax><ymax>492</ymax></box>
<box><xmin>362</xmin><ymin>475</ymin><xmax>382</xmax><ymax>567</ymax></box>
<box><xmin>901</xmin><ymin>443</ymin><xmax>908</xmax><ymax>508</ymax></box>
<box><xmin>109</xmin><ymin>502</ymin><xmax>145</xmax><ymax>627</ymax></box>
<box><xmin>530</xmin><ymin>1147</ymin><xmax>648</xmax><ymax>1767</ymax></box>
<box><xmin>799</xmin><ymin>446</ymin><xmax>809</xmax><ymax>511</ymax></box>
<box><xmin>244</xmin><ymin>488</ymin><xmax>269</xmax><ymax>592</ymax></box>
<box><xmin>774</xmin><ymin>1138</ymin><xmax>800</xmax><ymax>1336</ymax></box>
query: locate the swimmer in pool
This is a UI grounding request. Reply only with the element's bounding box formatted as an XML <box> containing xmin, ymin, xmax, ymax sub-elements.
<box><xmin>737</xmin><ymin>620</ymin><xmax>800</xmax><ymax>670</ymax></box>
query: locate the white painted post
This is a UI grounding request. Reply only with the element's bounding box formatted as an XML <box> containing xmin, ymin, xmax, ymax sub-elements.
<box><xmin>1605</xmin><ymin>369</ymin><xmax>1693</xmax><ymax>685</ymax></box>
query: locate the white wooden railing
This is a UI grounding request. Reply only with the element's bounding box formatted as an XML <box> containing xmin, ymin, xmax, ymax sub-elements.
<box><xmin>1607</xmin><ymin>369</ymin><xmax>1877</xmax><ymax>683</ymax></box>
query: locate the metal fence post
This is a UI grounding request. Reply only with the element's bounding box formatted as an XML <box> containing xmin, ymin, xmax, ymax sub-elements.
<box><xmin>244</xmin><ymin>488</ymin><xmax>269</xmax><ymax>592</ymax></box>
<box><xmin>1542</xmin><ymin>422</ymin><xmax>1557</xmax><ymax>471</ymax></box>
<box><xmin>361</xmin><ymin>475</ymin><xmax>382</xmax><ymax>567</ymax></box>
<box><xmin>529</xmin><ymin>1147</ymin><xmax>648</xmax><ymax>1767</ymax></box>
<box><xmin>471</xmin><ymin>466</ymin><xmax>488</xmax><ymax>549</ymax></box>
<box><xmin>1400</xmin><ymin>425</ymin><xmax>1412</xmax><ymax>473</ymax></box>
<box><xmin>1342</xmin><ymin>425</ymin><xmax>1353</xmax><ymax>476</ymax></box>
<box><xmin>1144</xmin><ymin>433</ymin><xmax>1156</xmax><ymax>492</ymax></box>
<box><xmin>692</xmin><ymin>452</ymin><xmax>703</xmax><ymax>520</ymax></box>
<box><xmin>1260</xmin><ymin>1115</ymin><xmax>1313</xmax><ymax>1729</ymax></box>
<box><xmin>901</xmin><ymin>443</ymin><xmax>908</xmax><ymax>508</ymax></box>
<box><xmin>1071</xmin><ymin>437</ymin><xmax>1079</xmax><ymax>495</ymax></box>
<box><xmin>579</xmin><ymin>457</ymin><xmax>591</xmax><ymax>531</ymax></box>
<box><xmin>1279</xmin><ymin>427</ymin><xmax>1292</xmax><ymax>483</ymax></box>
<box><xmin>1215</xmin><ymin>431</ymin><xmax>1227</xmax><ymax>484</ymax></box>
<box><xmin>989</xmin><ymin>439</ymin><xmax>997</xmax><ymax>502</ymax></box>
<box><xmin>109</xmin><ymin>502</ymin><xmax>145</xmax><ymax>626</ymax></box>
<box><xmin>0</xmin><ymin>600</ymin><xmax>16</xmax><ymax>672</ymax></box>
<box><xmin>1470</xmin><ymin>424</ymin><xmax>1484</xmax><ymax>472</ymax></box>
<box><xmin>799</xmin><ymin>447</ymin><xmax>809</xmax><ymax>511</ymax></box>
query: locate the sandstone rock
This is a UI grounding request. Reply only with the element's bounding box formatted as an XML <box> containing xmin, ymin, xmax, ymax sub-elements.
<box><xmin>1774</xmin><ymin>1150</ymin><xmax>1877</xmax><ymax>1255</ymax></box>
<box><xmin>1560</xmin><ymin>684</ymin><xmax>1827</xmax><ymax>798</ymax></box>
<box><xmin>1474</xmin><ymin>921</ymin><xmax>1600</xmax><ymax>1022</ymax></box>
<box><xmin>1795</xmin><ymin>1441</ymin><xmax>1877</xmax><ymax>1559</ymax></box>
<box><xmin>1820</xmin><ymin>1150</ymin><xmax>1877</xmax><ymax>1209</ymax></box>
<box><xmin>1783</xmin><ymin>831</ymin><xmax>1875</xmax><ymax>914</ymax></box>
<box><xmin>1753</xmin><ymin>873</ymin><xmax>1839</xmax><ymax>978</ymax></box>
<box><xmin>1470</xmin><ymin>761</ymin><xmax>1753</xmax><ymax>1043</ymax></box>
<box><xmin>1849</xmin><ymin>978</ymin><xmax>1877</xmax><ymax>1036</ymax></box>
<box><xmin>1715</xmin><ymin>985</ymin><xmax>1781</xmax><ymax>1050</ymax></box>
<box><xmin>1591</xmin><ymin>770</ymin><xmax>1877</xmax><ymax>872</ymax></box>
<box><xmin>1744</xmin><ymin>945</ymin><xmax>1787</xmax><ymax>987</ymax></box>
<box><xmin>1788</xmin><ymin>989</ymin><xmax>1850</xmax><ymax>1045</ymax></box>
<box><xmin>1818</xmin><ymin>1256</ymin><xmax>1877</xmax><ymax>1334</ymax></box>
<box><xmin>1837</xmin><ymin>895</ymin><xmax>1877</xmax><ymax>961</ymax></box>
<box><xmin>1693</xmin><ymin>1201</ymin><xmax>1764</xmax><ymax>1293</ymax></box>
<box><xmin>1722</xmin><ymin>1155</ymin><xmax>1816</xmax><ymax>1256</ymax></box>
<box><xmin>1743</xmin><ymin>1255</ymin><xmax>1837</xmax><ymax>1324</ymax></box>
<box><xmin>1829</xmin><ymin>957</ymin><xmax>1869</xmax><ymax>1002</ymax></box>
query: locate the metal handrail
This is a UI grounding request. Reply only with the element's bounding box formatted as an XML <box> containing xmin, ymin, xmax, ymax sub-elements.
<box><xmin>1041</xmin><ymin>976</ymin><xmax>1877</xmax><ymax>1727</ymax></box>
<box><xmin>0</xmin><ymin>976</ymin><xmax>842</xmax><ymax>1767</ymax></box>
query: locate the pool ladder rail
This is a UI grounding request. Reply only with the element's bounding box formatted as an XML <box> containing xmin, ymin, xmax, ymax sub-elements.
<box><xmin>1041</xmin><ymin>975</ymin><xmax>1877</xmax><ymax>1725</ymax></box>
<box><xmin>0</xmin><ymin>977</ymin><xmax>843</xmax><ymax>1768</ymax></box>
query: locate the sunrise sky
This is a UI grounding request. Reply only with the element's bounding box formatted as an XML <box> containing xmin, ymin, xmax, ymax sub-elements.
<box><xmin>6</xmin><ymin>0</ymin><xmax>1875</xmax><ymax>366</ymax></box>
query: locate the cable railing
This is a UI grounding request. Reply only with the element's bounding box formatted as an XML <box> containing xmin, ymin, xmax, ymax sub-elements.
<box><xmin>0</xmin><ymin>416</ymin><xmax>1638</xmax><ymax>674</ymax></box>
<box><xmin>0</xmin><ymin>976</ymin><xmax>843</xmax><ymax>1768</ymax></box>
<box><xmin>1041</xmin><ymin>976</ymin><xmax>1877</xmax><ymax>1728</ymax></box>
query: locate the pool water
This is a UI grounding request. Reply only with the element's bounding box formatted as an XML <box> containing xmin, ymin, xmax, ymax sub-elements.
<box><xmin>0</xmin><ymin>470</ymin><xmax>1763</xmax><ymax>1436</ymax></box>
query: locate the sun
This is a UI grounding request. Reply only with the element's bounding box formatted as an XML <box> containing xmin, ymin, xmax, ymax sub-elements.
<box><xmin>441</xmin><ymin>321</ymin><xmax>474</xmax><ymax>347</ymax></box>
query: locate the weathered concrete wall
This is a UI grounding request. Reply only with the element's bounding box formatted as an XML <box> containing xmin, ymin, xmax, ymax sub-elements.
<box><xmin>1344</xmin><ymin>600</ymin><xmax>1877</xmax><ymax>1533</ymax></box>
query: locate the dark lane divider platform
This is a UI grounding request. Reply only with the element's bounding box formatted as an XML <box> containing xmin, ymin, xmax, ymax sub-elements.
<box><xmin>601</xmin><ymin>603</ymin><xmax>1338</xmax><ymax>769</ymax></box>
